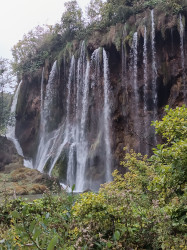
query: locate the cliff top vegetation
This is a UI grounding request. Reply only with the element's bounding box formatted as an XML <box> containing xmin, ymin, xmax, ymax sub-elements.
<box><xmin>11</xmin><ymin>0</ymin><xmax>187</xmax><ymax>76</ymax></box>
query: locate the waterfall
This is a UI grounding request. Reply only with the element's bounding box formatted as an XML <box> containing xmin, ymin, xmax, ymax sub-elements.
<box><xmin>103</xmin><ymin>49</ymin><xmax>112</xmax><ymax>182</ymax></box>
<box><xmin>48</xmin><ymin>57</ymin><xmax>76</xmax><ymax>175</ymax></box>
<box><xmin>7</xmin><ymin>81</ymin><xmax>24</xmax><ymax>157</ymax></box>
<box><xmin>67</xmin><ymin>142</ymin><xmax>76</xmax><ymax>188</ymax></box>
<box><xmin>130</xmin><ymin>32</ymin><xmax>140</xmax><ymax>143</ymax></box>
<box><xmin>35</xmin><ymin>61</ymin><xmax>59</xmax><ymax>172</ymax></box>
<box><xmin>151</xmin><ymin>9</ymin><xmax>157</xmax><ymax>146</ymax></box>
<box><xmin>40</xmin><ymin>68</ymin><xmax>44</xmax><ymax>124</ymax></box>
<box><xmin>30</xmin><ymin>43</ymin><xmax>113</xmax><ymax>192</ymax></box>
<box><xmin>91</xmin><ymin>48</ymin><xmax>101</xmax><ymax>84</ymax></box>
<box><xmin>7</xmin><ymin>82</ymin><xmax>33</xmax><ymax>168</ymax></box>
<box><xmin>143</xmin><ymin>26</ymin><xmax>148</xmax><ymax>112</ymax></box>
<box><xmin>76</xmin><ymin>42</ymin><xmax>86</xmax><ymax>143</ymax></box>
<box><xmin>75</xmin><ymin>61</ymin><xmax>90</xmax><ymax>191</ymax></box>
<box><xmin>65</xmin><ymin>56</ymin><xmax>76</xmax><ymax>137</ymax></box>
<box><xmin>143</xmin><ymin>26</ymin><xmax>149</xmax><ymax>154</ymax></box>
<box><xmin>151</xmin><ymin>9</ymin><xmax>157</xmax><ymax>120</ymax></box>
<box><xmin>179</xmin><ymin>14</ymin><xmax>186</xmax><ymax>99</ymax></box>
<box><xmin>132</xmin><ymin>32</ymin><xmax>138</xmax><ymax>108</ymax></box>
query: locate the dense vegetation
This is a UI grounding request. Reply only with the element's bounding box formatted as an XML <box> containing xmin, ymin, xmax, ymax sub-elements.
<box><xmin>11</xmin><ymin>0</ymin><xmax>187</xmax><ymax>76</ymax></box>
<box><xmin>0</xmin><ymin>58</ymin><xmax>13</xmax><ymax>136</ymax></box>
<box><xmin>0</xmin><ymin>106</ymin><xmax>186</xmax><ymax>249</ymax></box>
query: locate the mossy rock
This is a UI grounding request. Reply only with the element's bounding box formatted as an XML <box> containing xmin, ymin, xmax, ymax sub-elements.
<box><xmin>51</xmin><ymin>149</ymin><xmax>68</xmax><ymax>182</ymax></box>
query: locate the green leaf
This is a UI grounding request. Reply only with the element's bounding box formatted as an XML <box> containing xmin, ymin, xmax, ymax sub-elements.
<box><xmin>72</xmin><ymin>184</ymin><xmax>76</xmax><ymax>192</ymax></box>
<box><xmin>33</xmin><ymin>227</ymin><xmax>41</xmax><ymax>239</ymax></box>
<box><xmin>47</xmin><ymin>236</ymin><xmax>58</xmax><ymax>250</ymax></box>
<box><xmin>114</xmin><ymin>230</ymin><xmax>120</xmax><ymax>241</ymax></box>
<box><xmin>29</xmin><ymin>221</ymin><xmax>36</xmax><ymax>233</ymax></box>
<box><xmin>11</xmin><ymin>211</ymin><xmax>20</xmax><ymax>219</ymax></box>
<box><xmin>106</xmin><ymin>242</ymin><xmax>112</xmax><ymax>248</ymax></box>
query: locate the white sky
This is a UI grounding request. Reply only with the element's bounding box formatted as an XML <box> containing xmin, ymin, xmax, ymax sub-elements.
<box><xmin>0</xmin><ymin>0</ymin><xmax>89</xmax><ymax>60</ymax></box>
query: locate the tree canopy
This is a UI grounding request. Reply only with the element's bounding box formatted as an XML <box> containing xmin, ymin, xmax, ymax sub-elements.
<box><xmin>0</xmin><ymin>58</ymin><xmax>13</xmax><ymax>135</ymax></box>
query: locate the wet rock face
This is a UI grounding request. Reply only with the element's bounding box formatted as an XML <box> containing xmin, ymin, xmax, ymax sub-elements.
<box><xmin>15</xmin><ymin>9</ymin><xmax>187</xmax><ymax>179</ymax></box>
<box><xmin>0</xmin><ymin>136</ymin><xmax>21</xmax><ymax>171</ymax></box>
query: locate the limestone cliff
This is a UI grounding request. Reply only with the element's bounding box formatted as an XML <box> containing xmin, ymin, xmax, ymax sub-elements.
<box><xmin>15</xmin><ymin>9</ymin><xmax>187</xmax><ymax>190</ymax></box>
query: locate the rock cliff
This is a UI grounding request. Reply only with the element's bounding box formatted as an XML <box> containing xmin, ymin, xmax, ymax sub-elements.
<box><xmin>15</xmin><ymin>8</ymin><xmax>187</xmax><ymax>191</ymax></box>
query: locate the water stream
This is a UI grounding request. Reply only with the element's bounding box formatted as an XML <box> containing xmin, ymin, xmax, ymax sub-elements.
<box><xmin>179</xmin><ymin>14</ymin><xmax>186</xmax><ymax>99</ymax></box>
<box><xmin>151</xmin><ymin>9</ymin><xmax>157</xmax><ymax>146</ymax></box>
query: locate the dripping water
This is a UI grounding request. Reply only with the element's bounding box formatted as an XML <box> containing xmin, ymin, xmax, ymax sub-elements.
<box><xmin>75</xmin><ymin>61</ymin><xmax>90</xmax><ymax>191</ymax></box>
<box><xmin>7</xmin><ymin>81</ymin><xmax>24</xmax><ymax>157</ymax></box>
<box><xmin>48</xmin><ymin>57</ymin><xmax>76</xmax><ymax>176</ymax></box>
<box><xmin>143</xmin><ymin>26</ymin><xmax>148</xmax><ymax>111</ymax></box>
<box><xmin>151</xmin><ymin>9</ymin><xmax>157</xmax><ymax>146</ymax></box>
<box><xmin>130</xmin><ymin>32</ymin><xmax>140</xmax><ymax>145</ymax></box>
<box><xmin>7</xmin><ymin>81</ymin><xmax>33</xmax><ymax>168</ymax></box>
<box><xmin>33</xmin><ymin>45</ymin><xmax>113</xmax><ymax>191</ymax></box>
<box><xmin>103</xmin><ymin>49</ymin><xmax>112</xmax><ymax>182</ymax></box>
<box><xmin>35</xmin><ymin>61</ymin><xmax>60</xmax><ymax>172</ymax></box>
<box><xmin>179</xmin><ymin>14</ymin><xmax>186</xmax><ymax>99</ymax></box>
<box><xmin>143</xmin><ymin>26</ymin><xmax>149</xmax><ymax>154</ymax></box>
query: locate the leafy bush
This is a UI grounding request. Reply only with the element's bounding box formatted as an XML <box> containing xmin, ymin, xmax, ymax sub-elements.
<box><xmin>69</xmin><ymin>105</ymin><xmax>187</xmax><ymax>249</ymax></box>
<box><xmin>0</xmin><ymin>106</ymin><xmax>186</xmax><ymax>249</ymax></box>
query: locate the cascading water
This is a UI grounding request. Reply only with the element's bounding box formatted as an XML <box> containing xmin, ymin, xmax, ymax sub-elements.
<box><xmin>27</xmin><ymin>42</ymin><xmax>113</xmax><ymax>192</ymax></box>
<box><xmin>7</xmin><ymin>81</ymin><xmax>33</xmax><ymax>168</ymax></box>
<box><xmin>122</xmin><ymin>29</ymin><xmax>127</xmax><ymax>88</ymax></box>
<box><xmin>48</xmin><ymin>56</ymin><xmax>76</xmax><ymax>175</ymax></box>
<box><xmin>121</xmin><ymin>28</ymin><xmax>128</xmax><ymax>118</ymax></box>
<box><xmin>103</xmin><ymin>49</ymin><xmax>112</xmax><ymax>182</ymax></box>
<box><xmin>75</xmin><ymin>61</ymin><xmax>90</xmax><ymax>191</ymax></box>
<box><xmin>151</xmin><ymin>9</ymin><xmax>157</xmax><ymax>145</ymax></box>
<box><xmin>34</xmin><ymin>61</ymin><xmax>61</xmax><ymax>172</ymax></box>
<box><xmin>130</xmin><ymin>32</ymin><xmax>140</xmax><ymax>146</ymax></box>
<box><xmin>143</xmin><ymin>26</ymin><xmax>149</xmax><ymax>154</ymax></box>
<box><xmin>143</xmin><ymin>26</ymin><xmax>148</xmax><ymax>111</ymax></box>
<box><xmin>7</xmin><ymin>81</ymin><xmax>24</xmax><ymax>157</ymax></box>
<box><xmin>179</xmin><ymin>14</ymin><xmax>186</xmax><ymax>99</ymax></box>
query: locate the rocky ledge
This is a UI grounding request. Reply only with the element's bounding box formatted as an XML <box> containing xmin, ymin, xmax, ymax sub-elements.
<box><xmin>0</xmin><ymin>136</ymin><xmax>60</xmax><ymax>197</ymax></box>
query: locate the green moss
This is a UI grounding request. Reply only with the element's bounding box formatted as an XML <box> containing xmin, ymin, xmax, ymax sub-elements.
<box><xmin>51</xmin><ymin>150</ymin><xmax>68</xmax><ymax>181</ymax></box>
<box><xmin>43</xmin><ymin>158</ymin><xmax>52</xmax><ymax>174</ymax></box>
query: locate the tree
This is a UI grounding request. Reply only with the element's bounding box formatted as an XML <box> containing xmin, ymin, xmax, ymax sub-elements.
<box><xmin>86</xmin><ymin>0</ymin><xmax>103</xmax><ymax>25</ymax></box>
<box><xmin>0</xmin><ymin>58</ymin><xmax>13</xmax><ymax>135</ymax></box>
<box><xmin>12</xmin><ymin>26</ymin><xmax>49</xmax><ymax>64</ymax></box>
<box><xmin>11</xmin><ymin>25</ymin><xmax>51</xmax><ymax>74</ymax></box>
<box><xmin>61</xmin><ymin>0</ymin><xmax>84</xmax><ymax>35</ymax></box>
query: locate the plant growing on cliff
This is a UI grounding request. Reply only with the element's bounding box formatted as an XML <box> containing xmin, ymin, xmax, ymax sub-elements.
<box><xmin>0</xmin><ymin>58</ymin><xmax>13</xmax><ymax>135</ymax></box>
<box><xmin>60</xmin><ymin>0</ymin><xmax>84</xmax><ymax>39</ymax></box>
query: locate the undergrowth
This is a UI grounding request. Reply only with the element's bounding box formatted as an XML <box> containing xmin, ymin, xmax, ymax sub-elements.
<box><xmin>0</xmin><ymin>106</ymin><xmax>187</xmax><ymax>249</ymax></box>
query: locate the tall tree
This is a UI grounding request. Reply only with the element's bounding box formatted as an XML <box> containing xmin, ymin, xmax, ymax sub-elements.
<box><xmin>61</xmin><ymin>0</ymin><xmax>84</xmax><ymax>35</ymax></box>
<box><xmin>86</xmin><ymin>0</ymin><xmax>103</xmax><ymax>24</ymax></box>
<box><xmin>0</xmin><ymin>58</ymin><xmax>13</xmax><ymax>135</ymax></box>
<box><xmin>11</xmin><ymin>25</ymin><xmax>51</xmax><ymax>68</ymax></box>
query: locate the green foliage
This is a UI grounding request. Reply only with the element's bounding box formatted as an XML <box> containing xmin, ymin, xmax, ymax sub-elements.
<box><xmin>61</xmin><ymin>0</ymin><xmax>84</xmax><ymax>38</ymax></box>
<box><xmin>0</xmin><ymin>58</ymin><xmax>13</xmax><ymax>135</ymax></box>
<box><xmin>1</xmin><ymin>91</ymin><xmax>186</xmax><ymax>247</ymax></box>
<box><xmin>86</xmin><ymin>0</ymin><xmax>103</xmax><ymax>24</ymax></box>
<box><xmin>67</xmin><ymin>106</ymin><xmax>186</xmax><ymax>249</ymax></box>
<box><xmin>134</xmin><ymin>0</ymin><xmax>184</xmax><ymax>14</ymax></box>
<box><xmin>11</xmin><ymin>0</ymin><xmax>185</xmax><ymax>77</ymax></box>
<box><xmin>0</xmin><ymin>191</ymin><xmax>78</xmax><ymax>249</ymax></box>
<box><xmin>11</xmin><ymin>25</ymin><xmax>53</xmax><ymax>75</ymax></box>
